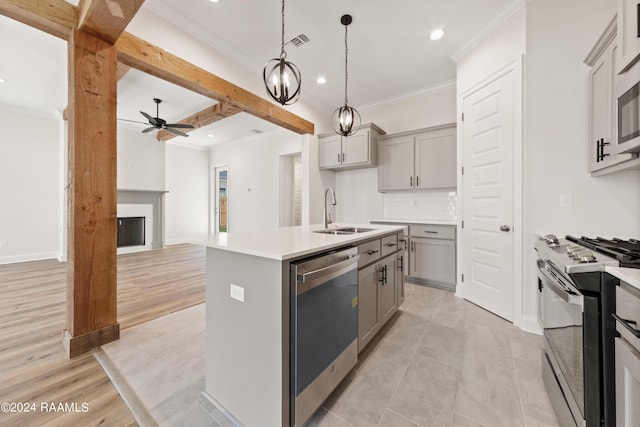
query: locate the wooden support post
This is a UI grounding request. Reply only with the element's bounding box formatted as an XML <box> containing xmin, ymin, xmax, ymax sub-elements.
<box><xmin>64</xmin><ymin>29</ymin><xmax>119</xmax><ymax>358</ymax></box>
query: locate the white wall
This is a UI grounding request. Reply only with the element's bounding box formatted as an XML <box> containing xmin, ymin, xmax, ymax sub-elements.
<box><xmin>524</xmin><ymin>0</ymin><xmax>640</xmax><ymax>317</ymax></box>
<box><xmin>209</xmin><ymin>129</ymin><xmax>304</xmax><ymax>232</ymax></box>
<box><xmin>333</xmin><ymin>86</ymin><xmax>458</xmax><ymax>224</ymax></box>
<box><xmin>0</xmin><ymin>105</ymin><xmax>61</xmax><ymax>263</ymax></box>
<box><xmin>165</xmin><ymin>143</ymin><xmax>210</xmax><ymax>243</ymax></box>
<box><xmin>117</xmin><ymin>126</ymin><xmax>165</xmax><ymax>190</ymax></box>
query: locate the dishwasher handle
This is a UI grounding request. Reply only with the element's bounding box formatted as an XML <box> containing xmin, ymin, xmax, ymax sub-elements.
<box><xmin>296</xmin><ymin>254</ymin><xmax>360</xmax><ymax>294</ymax></box>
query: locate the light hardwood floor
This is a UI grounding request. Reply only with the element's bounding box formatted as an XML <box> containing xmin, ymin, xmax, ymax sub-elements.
<box><xmin>0</xmin><ymin>244</ymin><xmax>206</xmax><ymax>426</ymax></box>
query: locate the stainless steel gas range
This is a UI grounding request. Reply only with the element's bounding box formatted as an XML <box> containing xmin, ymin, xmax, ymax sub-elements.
<box><xmin>535</xmin><ymin>235</ymin><xmax>640</xmax><ymax>427</ymax></box>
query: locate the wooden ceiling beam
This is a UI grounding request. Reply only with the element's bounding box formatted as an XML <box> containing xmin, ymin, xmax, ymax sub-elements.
<box><xmin>0</xmin><ymin>0</ymin><xmax>77</xmax><ymax>40</ymax></box>
<box><xmin>77</xmin><ymin>0</ymin><xmax>144</xmax><ymax>44</ymax></box>
<box><xmin>157</xmin><ymin>102</ymin><xmax>242</xmax><ymax>141</ymax></box>
<box><xmin>115</xmin><ymin>31</ymin><xmax>314</xmax><ymax>136</ymax></box>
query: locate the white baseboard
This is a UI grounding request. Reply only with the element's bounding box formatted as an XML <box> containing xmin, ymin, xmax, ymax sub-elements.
<box><xmin>0</xmin><ymin>251</ymin><xmax>60</xmax><ymax>265</ymax></box>
<box><xmin>519</xmin><ymin>314</ymin><xmax>542</xmax><ymax>335</ymax></box>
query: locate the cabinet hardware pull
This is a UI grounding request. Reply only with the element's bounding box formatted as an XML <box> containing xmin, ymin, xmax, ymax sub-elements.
<box><xmin>416</xmin><ymin>176</ymin><xmax>419</xmax><ymax>187</ymax></box>
<box><xmin>424</xmin><ymin>230</ymin><xmax>438</xmax><ymax>234</ymax></box>
<box><xmin>410</xmin><ymin>176</ymin><xmax>413</xmax><ymax>187</ymax></box>
<box><xmin>398</xmin><ymin>255</ymin><xmax>403</xmax><ymax>272</ymax></box>
<box><xmin>342</xmin><ymin>152</ymin><xmax>345</xmax><ymax>162</ymax></box>
<box><xmin>338</xmin><ymin>153</ymin><xmax>341</xmax><ymax>163</ymax></box>
<box><xmin>366</xmin><ymin>250</ymin><xmax>379</xmax><ymax>255</ymax></box>
<box><xmin>385</xmin><ymin>243</ymin><xmax>397</xmax><ymax>247</ymax></box>
<box><xmin>383</xmin><ymin>265</ymin><xmax>388</xmax><ymax>284</ymax></box>
<box><xmin>378</xmin><ymin>267</ymin><xmax>385</xmax><ymax>284</ymax></box>
<box><xmin>411</xmin><ymin>240</ymin><xmax>415</xmax><ymax>251</ymax></box>
<box><xmin>612</xmin><ymin>313</ymin><xmax>640</xmax><ymax>338</ymax></box>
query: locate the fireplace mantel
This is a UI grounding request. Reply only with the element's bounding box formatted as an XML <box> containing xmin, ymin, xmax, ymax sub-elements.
<box><xmin>117</xmin><ymin>189</ymin><xmax>168</xmax><ymax>250</ymax></box>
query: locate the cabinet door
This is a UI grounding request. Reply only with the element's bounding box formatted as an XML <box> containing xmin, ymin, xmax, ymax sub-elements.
<box><xmin>589</xmin><ymin>42</ymin><xmax>614</xmax><ymax>171</ymax></box>
<box><xmin>378</xmin><ymin>135</ymin><xmax>414</xmax><ymax>191</ymax></box>
<box><xmin>319</xmin><ymin>134</ymin><xmax>342</xmax><ymax>168</ymax></box>
<box><xmin>397</xmin><ymin>249</ymin><xmax>405</xmax><ymax>307</ymax></box>
<box><xmin>379</xmin><ymin>255</ymin><xmax>397</xmax><ymax>324</ymax></box>
<box><xmin>358</xmin><ymin>263</ymin><xmax>380</xmax><ymax>352</ymax></box>
<box><xmin>343</xmin><ymin>129</ymin><xmax>369</xmax><ymax>166</ymax></box>
<box><xmin>617</xmin><ymin>0</ymin><xmax>640</xmax><ymax>74</ymax></box>
<box><xmin>415</xmin><ymin>128</ymin><xmax>456</xmax><ymax>188</ymax></box>
<box><xmin>410</xmin><ymin>237</ymin><xmax>456</xmax><ymax>288</ymax></box>
<box><xmin>615</xmin><ymin>337</ymin><xmax>640</xmax><ymax>426</ymax></box>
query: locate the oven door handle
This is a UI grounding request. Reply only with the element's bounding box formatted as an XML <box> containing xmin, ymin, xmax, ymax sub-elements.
<box><xmin>612</xmin><ymin>313</ymin><xmax>640</xmax><ymax>338</ymax></box>
<box><xmin>543</xmin><ymin>274</ymin><xmax>584</xmax><ymax>308</ymax></box>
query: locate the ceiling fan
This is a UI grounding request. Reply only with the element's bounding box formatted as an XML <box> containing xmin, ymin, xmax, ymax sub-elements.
<box><xmin>119</xmin><ymin>98</ymin><xmax>195</xmax><ymax>137</ymax></box>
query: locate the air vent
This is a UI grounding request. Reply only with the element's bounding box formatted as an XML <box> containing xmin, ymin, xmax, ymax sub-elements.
<box><xmin>288</xmin><ymin>34</ymin><xmax>310</xmax><ymax>47</ymax></box>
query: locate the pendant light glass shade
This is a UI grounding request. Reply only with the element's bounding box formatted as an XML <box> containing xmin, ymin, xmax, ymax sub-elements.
<box><xmin>332</xmin><ymin>14</ymin><xmax>360</xmax><ymax>137</ymax></box>
<box><xmin>263</xmin><ymin>0</ymin><xmax>301</xmax><ymax>105</ymax></box>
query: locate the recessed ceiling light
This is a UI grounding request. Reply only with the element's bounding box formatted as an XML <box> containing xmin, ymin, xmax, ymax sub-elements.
<box><xmin>430</xmin><ymin>28</ymin><xmax>444</xmax><ymax>41</ymax></box>
<box><xmin>207</xmin><ymin>134</ymin><xmax>215</xmax><ymax>138</ymax></box>
<box><xmin>208</xmin><ymin>0</ymin><xmax>219</xmax><ymax>3</ymax></box>
<box><xmin>316</xmin><ymin>76</ymin><xmax>327</xmax><ymax>85</ymax></box>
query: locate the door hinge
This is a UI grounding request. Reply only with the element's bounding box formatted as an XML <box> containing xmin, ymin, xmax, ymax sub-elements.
<box><xmin>461</xmin><ymin>274</ymin><xmax>464</xmax><ymax>282</ymax></box>
<box><xmin>461</xmin><ymin>166</ymin><xmax>464</xmax><ymax>175</ymax></box>
<box><xmin>461</xmin><ymin>112</ymin><xmax>464</xmax><ymax>122</ymax></box>
<box><xmin>461</xmin><ymin>220</ymin><xmax>464</xmax><ymax>229</ymax></box>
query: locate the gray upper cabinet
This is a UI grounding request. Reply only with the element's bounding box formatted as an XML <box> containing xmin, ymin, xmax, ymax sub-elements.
<box><xmin>318</xmin><ymin>123</ymin><xmax>385</xmax><ymax>171</ymax></box>
<box><xmin>616</xmin><ymin>0</ymin><xmax>640</xmax><ymax>74</ymax></box>
<box><xmin>378</xmin><ymin>123</ymin><xmax>456</xmax><ymax>192</ymax></box>
<box><xmin>585</xmin><ymin>17</ymin><xmax>636</xmax><ymax>175</ymax></box>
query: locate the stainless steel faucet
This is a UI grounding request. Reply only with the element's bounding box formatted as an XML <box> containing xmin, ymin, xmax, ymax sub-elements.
<box><xmin>323</xmin><ymin>187</ymin><xmax>337</xmax><ymax>228</ymax></box>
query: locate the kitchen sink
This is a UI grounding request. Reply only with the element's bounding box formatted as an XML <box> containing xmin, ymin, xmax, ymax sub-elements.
<box><xmin>314</xmin><ymin>227</ymin><xmax>374</xmax><ymax>235</ymax></box>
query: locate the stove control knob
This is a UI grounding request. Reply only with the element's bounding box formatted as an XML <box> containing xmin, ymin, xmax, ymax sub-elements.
<box><xmin>543</xmin><ymin>234</ymin><xmax>559</xmax><ymax>245</ymax></box>
<box><xmin>576</xmin><ymin>250</ymin><xmax>597</xmax><ymax>263</ymax></box>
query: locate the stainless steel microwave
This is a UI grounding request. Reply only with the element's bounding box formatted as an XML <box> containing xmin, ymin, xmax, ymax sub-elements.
<box><xmin>616</xmin><ymin>58</ymin><xmax>640</xmax><ymax>153</ymax></box>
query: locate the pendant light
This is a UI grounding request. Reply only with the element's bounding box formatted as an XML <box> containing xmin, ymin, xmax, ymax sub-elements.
<box><xmin>331</xmin><ymin>14</ymin><xmax>361</xmax><ymax>137</ymax></box>
<box><xmin>263</xmin><ymin>0</ymin><xmax>301</xmax><ymax>105</ymax></box>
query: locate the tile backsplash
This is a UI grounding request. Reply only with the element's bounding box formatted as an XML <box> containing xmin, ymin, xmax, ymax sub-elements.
<box><xmin>383</xmin><ymin>189</ymin><xmax>457</xmax><ymax>220</ymax></box>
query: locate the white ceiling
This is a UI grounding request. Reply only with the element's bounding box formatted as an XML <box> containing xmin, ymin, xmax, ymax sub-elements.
<box><xmin>0</xmin><ymin>0</ymin><xmax>512</xmax><ymax>148</ymax></box>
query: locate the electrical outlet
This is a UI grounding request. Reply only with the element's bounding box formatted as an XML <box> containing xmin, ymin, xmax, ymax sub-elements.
<box><xmin>230</xmin><ymin>284</ymin><xmax>245</xmax><ymax>302</ymax></box>
<box><xmin>0</xmin><ymin>240</ymin><xmax>7</xmax><ymax>248</ymax></box>
<box><xmin>560</xmin><ymin>193</ymin><xmax>573</xmax><ymax>208</ymax></box>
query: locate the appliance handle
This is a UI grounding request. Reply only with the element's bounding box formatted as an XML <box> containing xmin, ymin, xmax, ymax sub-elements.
<box><xmin>538</xmin><ymin>263</ymin><xmax>583</xmax><ymax>308</ymax></box>
<box><xmin>612</xmin><ymin>313</ymin><xmax>640</xmax><ymax>338</ymax></box>
<box><xmin>297</xmin><ymin>255</ymin><xmax>360</xmax><ymax>293</ymax></box>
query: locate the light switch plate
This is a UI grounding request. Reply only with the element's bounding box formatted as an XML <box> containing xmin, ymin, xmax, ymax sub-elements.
<box><xmin>230</xmin><ymin>284</ymin><xmax>244</xmax><ymax>302</ymax></box>
<box><xmin>560</xmin><ymin>193</ymin><xmax>573</xmax><ymax>208</ymax></box>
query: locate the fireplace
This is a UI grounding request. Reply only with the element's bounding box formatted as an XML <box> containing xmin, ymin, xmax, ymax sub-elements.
<box><xmin>117</xmin><ymin>189</ymin><xmax>167</xmax><ymax>254</ymax></box>
<box><xmin>117</xmin><ymin>217</ymin><xmax>145</xmax><ymax>248</ymax></box>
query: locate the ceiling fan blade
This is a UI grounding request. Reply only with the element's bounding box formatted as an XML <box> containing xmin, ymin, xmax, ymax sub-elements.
<box><xmin>118</xmin><ymin>118</ymin><xmax>149</xmax><ymax>125</ymax></box>
<box><xmin>165</xmin><ymin>123</ymin><xmax>195</xmax><ymax>129</ymax></box>
<box><xmin>142</xmin><ymin>126</ymin><xmax>156</xmax><ymax>133</ymax></box>
<box><xmin>140</xmin><ymin>111</ymin><xmax>158</xmax><ymax>125</ymax></box>
<box><xmin>164</xmin><ymin>127</ymin><xmax>189</xmax><ymax>137</ymax></box>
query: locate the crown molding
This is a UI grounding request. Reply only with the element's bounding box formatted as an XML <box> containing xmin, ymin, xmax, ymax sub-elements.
<box><xmin>450</xmin><ymin>0</ymin><xmax>528</xmax><ymax>62</ymax></box>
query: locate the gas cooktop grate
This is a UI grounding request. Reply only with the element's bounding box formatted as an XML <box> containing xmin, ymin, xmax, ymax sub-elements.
<box><xmin>566</xmin><ymin>235</ymin><xmax>640</xmax><ymax>268</ymax></box>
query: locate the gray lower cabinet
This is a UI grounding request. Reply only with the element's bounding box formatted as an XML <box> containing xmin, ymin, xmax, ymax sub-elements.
<box><xmin>409</xmin><ymin>224</ymin><xmax>456</xmax><ymax>291</ymax></box>
<box><xmin>357</xmin><ymin>234</ymin><xmax>401</xmax><ymax>353</ymax></box>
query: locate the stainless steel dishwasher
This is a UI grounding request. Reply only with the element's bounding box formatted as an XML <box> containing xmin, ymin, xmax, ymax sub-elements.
<box><xmin>290</xmin><ymin>246</ymin><xmax>359</xmax><ymax>427</ymax></box>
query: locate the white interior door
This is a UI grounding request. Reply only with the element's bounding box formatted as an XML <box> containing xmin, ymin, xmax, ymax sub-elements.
<box><xmin>213</xmin><ymin>166</ymin><xmax>228</xmax><ymax>234</ymax></box>
<box><xmin>461</xmin><ymin>68</ymin><xmax>515</xmax><ymax>321</ymax></box>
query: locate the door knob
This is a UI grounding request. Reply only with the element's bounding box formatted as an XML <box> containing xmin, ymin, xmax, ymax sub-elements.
<box><xmin>500</xmin><ymin>225</ymin><xmax>511</xmax><ymax>232</ymax></box>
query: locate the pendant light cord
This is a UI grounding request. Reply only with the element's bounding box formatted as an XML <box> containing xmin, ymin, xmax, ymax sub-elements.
<box><xmin>344</xmin><ymin>23</ymin><xmax>349</xmax><ymax>106</ymax></box>
<box><xmin>280</xmin><ymin>0</ymin><xmax>286</xmax><ymax>59</ymax></box>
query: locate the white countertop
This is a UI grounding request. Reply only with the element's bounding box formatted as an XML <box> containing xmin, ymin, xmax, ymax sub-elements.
<box><xmin>370</xmin><ymin>218</ymin><xmax>459</xmax><ymax>226</ymax></box>
<box><xmin>207</xmin><ymin>223</ymin><xmax>405</xmax><ymax>261</ymax></box>
<box><xmin>606</xmin><ymin>266</ymin><xmax>640</xmax><ymax>291</ymax></box>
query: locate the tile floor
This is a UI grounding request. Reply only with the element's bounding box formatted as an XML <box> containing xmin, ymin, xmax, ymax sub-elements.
<box><xmin>97</xmin><ymin>283</ymin><xmax>559</xmax><ymax>427</ymax></box>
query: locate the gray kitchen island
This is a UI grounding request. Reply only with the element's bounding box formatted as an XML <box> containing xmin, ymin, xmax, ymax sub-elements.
<box><xmin>204</xmin><ymin>223</ymin><xmax>404</xmax><ymax>427</ymax></box>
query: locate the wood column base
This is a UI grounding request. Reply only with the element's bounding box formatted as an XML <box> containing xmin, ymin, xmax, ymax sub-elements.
<box><xmin>63</xmin><ymin>323</ymin><xmax>120</xmax><ymax>358</ymax></box>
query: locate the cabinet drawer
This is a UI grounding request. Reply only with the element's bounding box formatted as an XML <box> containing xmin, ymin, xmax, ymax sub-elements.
<box><xmin>358</xmin><ymin>239</ymin><xmax>381</xmax><ymax>267</ymax></box>
<box><xmin>616</xmin><ymin>281</ymin><xmax>640</xmax><ymax>351</ymax></box>
<box><xmin>409</xmin><ymin>224</ymin><xmax>455</xmax><ymax>240</ymax></box>
<box><xmin>381</xmin><ymin>234</ymin><xmax>399</xmax><ymax>257</ymax></box>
